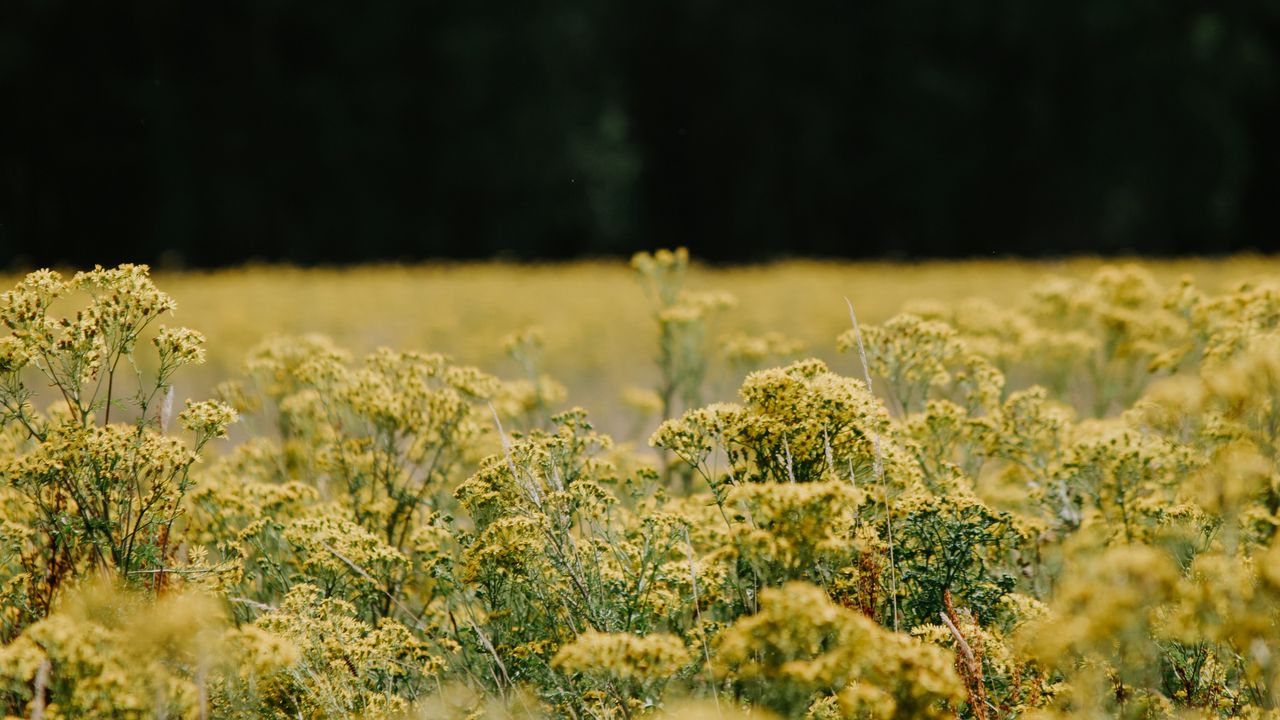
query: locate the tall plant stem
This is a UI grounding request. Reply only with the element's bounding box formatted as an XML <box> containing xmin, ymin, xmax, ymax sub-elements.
<box><xmin>845</xmin><ymin>297</ymin><xmax>900</xmax><ymax>632</ymax></box>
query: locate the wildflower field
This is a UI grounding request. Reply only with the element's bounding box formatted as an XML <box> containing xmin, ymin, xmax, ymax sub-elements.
<box><xmin>2</xmin><ymin>252</ymin><xmax>1280</xmax><ymax>719</ymax></box>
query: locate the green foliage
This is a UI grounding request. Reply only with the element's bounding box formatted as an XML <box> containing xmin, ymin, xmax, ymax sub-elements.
<box><xmin>893</xmin><ymin>491</ymin><xmax>1025</xmax><ymax>629</ymax></box>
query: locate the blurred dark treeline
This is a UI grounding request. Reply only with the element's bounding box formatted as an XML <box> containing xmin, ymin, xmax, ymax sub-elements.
<box><xmin>2</xmin><ymin>0</ymin><xmax>1279</xmax><ymax>267</ymax></box>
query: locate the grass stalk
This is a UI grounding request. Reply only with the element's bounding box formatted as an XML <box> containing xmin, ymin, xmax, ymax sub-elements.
<box><xmin>845</xmin><ymin>297</ymin><xmax>900</xmax><ymax>632</ymax></box>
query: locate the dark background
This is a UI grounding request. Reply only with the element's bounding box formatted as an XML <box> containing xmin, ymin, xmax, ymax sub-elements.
<box><xmin>3</xmin><ymin>0</ymin><xmax>1279</xmax><ymax>268</ymax></box>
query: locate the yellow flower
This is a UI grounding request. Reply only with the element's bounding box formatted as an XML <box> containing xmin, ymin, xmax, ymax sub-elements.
<box><xmin>552</xmin><ymin>630</ymin><xmax>691</xmax><ymax>684</ymax></box>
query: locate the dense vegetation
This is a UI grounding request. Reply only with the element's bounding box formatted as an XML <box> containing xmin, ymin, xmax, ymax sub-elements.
<box><xmin>3</xmin><ymin>253</ymin><xmax>1280</xmax><ymax>718</ymax></box>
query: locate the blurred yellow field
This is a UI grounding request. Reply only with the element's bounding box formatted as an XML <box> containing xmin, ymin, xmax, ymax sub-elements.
<box><xmin>70</xmin><ymin>254</ymin><xmax>1280</xmax><ymax>438</ymax></box>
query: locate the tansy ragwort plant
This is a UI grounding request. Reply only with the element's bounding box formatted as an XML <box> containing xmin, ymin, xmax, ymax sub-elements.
<box><xmin>631</xmin><ymin>248</ymin><xmax>735</xmax><ymax>484</ymax></box>
<box><xmin>0</xmin><ymin>266</ymin><xmax>237</xmax><ymax>623</ymax></box>
<box><xmin>5</xmin><ymin>255</ymin><xmax>1280</xmax><ymax>720</ymax></box>
<box><xmin>0</xmin><ymin>266</ymin><xmax>240</xmax><ymax>719</ymax></box>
